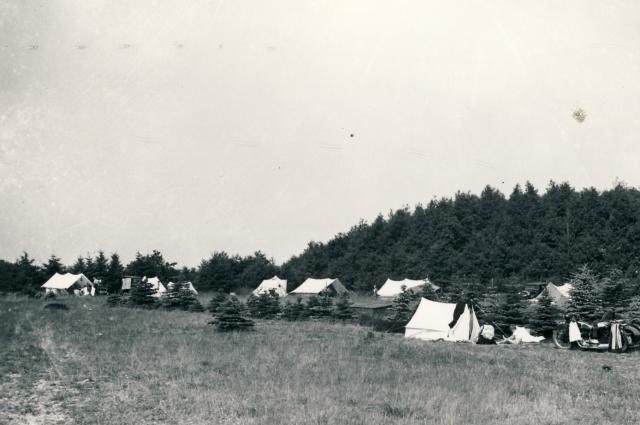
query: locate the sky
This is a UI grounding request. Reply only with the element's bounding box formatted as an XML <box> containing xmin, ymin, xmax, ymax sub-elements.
<box><xmin>1</xmin><ymin>1</ymin><xmax>640</xmax><ymax>267</ymax></box>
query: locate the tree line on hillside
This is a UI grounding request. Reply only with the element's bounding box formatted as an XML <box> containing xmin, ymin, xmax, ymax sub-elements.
<box><xmin>2</xmin><ymin>182</ymin><xmax>640</xmax><ymax>298</ymax></box>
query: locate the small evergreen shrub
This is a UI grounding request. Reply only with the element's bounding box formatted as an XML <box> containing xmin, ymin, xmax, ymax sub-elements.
<box><xmin>106</xmin><ymin>293</ymin><xmax>122</xmax><ymax>307</ymax></box>
<box><xmin>247</xmin><ymin>290</ymin><xmax>281</xmax><ymax>319</ymax></box>
<box><xmin>281</xmin><ymin>298</ymin><xmax>308</xmax><ymax>321</ymax></box>
<box><xmin>129</xmin><ymin>279</ymin><xmax>158</xmax><ymax>308</ymax></box>
<box><xmin>211</xmin><ymin>296</ymin><xmax>254</xmax><ymax>332</ymax></box>
<box><xmin>207</xmin><ymin>292</ymin><xmax>228</xmax><ymax>315</ymax></box>
<box><xmin>333</xmin><ymin>292</ymin><xmax>355</xmax><ymax>321</ymax></box>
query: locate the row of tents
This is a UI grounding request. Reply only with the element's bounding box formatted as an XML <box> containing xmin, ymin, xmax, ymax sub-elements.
<box><xmin>41</xmin><ymin>273</ymin><xmax>198</xmax><ymax>298</ymax></box>
<box><xmin>253</xmin><ymin>276</ymin><xmax>440</xmax><ymax>298</ymax></box>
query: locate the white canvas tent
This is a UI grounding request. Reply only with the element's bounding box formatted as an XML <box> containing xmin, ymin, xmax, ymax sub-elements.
<box><xmin>535</xmin><ymin>282</ymin><xmax>573</xmax><ymax>306</ymax></box>
<box><xmin>253</xmin><ymin>276</ymin><xmax>287</xmax><ymax>297</ymax></box>
<box><xmin>143</xmin><ymin>276</ymin><xmax>167</xmax><ymax>297</ymax></box>
<box><xmin>41</xmin><ymin>273</ymin><xmax>94</xmax><ymax>296</ymax></box>
<box><xmin>376</xmin><ymin>278</ymin><xmax>438</xmax><ymax>297</ymax></box>
<box><xmin>290</xmin><ymin>278</ymin><xmax>348</xmax><ymax>296</ymax></box>
<box><xmin>167</xmin><ymin>281</ymin><xmax>198</xmax><ymax>294</ymax></box>
<box><xmin>405</xmin><ymin>298</ymin><xmax>480</xmax><ymax>342</ymax></box>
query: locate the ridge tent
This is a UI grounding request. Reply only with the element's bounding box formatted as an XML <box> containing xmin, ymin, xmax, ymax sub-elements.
<box><xmin>405</xmin><ymin>298</ymin><xmax>480</xmax><ymax>342</ymax></box>
<box><xmin>535</xmin><ymin>283</ymin><xmax>573</xmax><ymax>306</ymax></box>
<box><xmin>252</xmin><ymin>276</ymin><xmax>287</xmax><ymax>297</ymax></box>
<box><xmin>376</xmin><ymin>278</ymin><xmax>439</xmax><ymax>297</ymax></box>
<box><xmin>142</xmin><ymin>276</ymin><xmax>167</xmax><ymax>297</ymax></box>
<box><xmin>290</xmin><ymin>278</ymin><xmax>348</xmax><ymax>296</ymax></box>
<box><xmin>167</xmin><ymin>281</ymin><xmax>198</xmax><ymax>294</ymax></box>
<box><xmin>41</xmin><ymin>273</ymin><xmax>94</xmax><ymax>296</ymax></box>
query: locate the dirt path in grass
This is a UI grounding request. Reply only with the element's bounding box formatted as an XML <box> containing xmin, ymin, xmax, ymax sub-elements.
<box><xmin>0</xmin><ymin>322</ymin><xmax>76</xmax><ymax>425</ymax></box>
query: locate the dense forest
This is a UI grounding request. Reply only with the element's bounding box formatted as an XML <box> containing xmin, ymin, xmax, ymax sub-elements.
<box><xmin>2</xmin><ymin>181</ymin><xmax>640</xmax><ymax>296</ymax></box>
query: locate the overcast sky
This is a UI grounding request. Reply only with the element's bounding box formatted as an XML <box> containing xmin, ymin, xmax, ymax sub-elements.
<box><xmin>1</xmin><ymin>1</ymin><xmax>640</xmax><ymax>266</ymax></box>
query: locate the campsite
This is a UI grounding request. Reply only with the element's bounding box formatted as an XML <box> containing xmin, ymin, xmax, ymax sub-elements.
<box><xmin>3</xmin><ymin>1</ymin><xmax>640</xmax><ymax>423</ymax></box>
<box><xmin>3</xmin><ymin>294</ymin><xmax>640</xmax><ymax>425</ymax></box>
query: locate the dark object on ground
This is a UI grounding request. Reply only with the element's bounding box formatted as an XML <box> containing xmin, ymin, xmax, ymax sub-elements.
<box><xmin>477</xmin><ymin>335</ymin><xmax>497</xmax><ymax>345</ymax></box>
<box><xmin>44</xmin><ymin>302</ymin><xmax>69</xmax><ymax>310</ymax></box>
<box><xmin>602</xmin><ymin>365</ymin><xmax>612</xmax><ymax>371</ymax></box>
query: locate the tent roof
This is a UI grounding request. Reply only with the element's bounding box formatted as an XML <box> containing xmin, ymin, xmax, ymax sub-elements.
<box><xmin>377</xmin><ymin>278</ymin><xmax>428</xmax><ymax>297</ymax></box>
<box><xmin>290</xmin><ymin>278</ymin><xmax>345</xmax><ymax>295</ymax></box>
<box><xmin>41</xmin><ymin>273</ymin><xmax>91</xmax><ymax>289</ymax></box>
<box><xmin>405</xmin><ymin>298</ymin><xmax>457</xmax><ymax>332</ymax></box>
<box><xmin>556</xmin><ymin>283</ymin><xmax>573</xmax><ymax>297</ymax></box>
<box><xmin>405</xmin><ymin>298</ymin><xmax>480</xmax><ymax>342</ymax></box>
<box><xmin>143</xmin><ymin>276</ymin><xmax>166</xmax><ymax>294</ymax></box>
<box><xmin>167</xmin><ymin>281</ymin><xmax>198</xmax><ymax>294</ymax></box>
<box><xmin>253</xmin><ymin>276</ymin><xmax>287</xmax><ymax>295</ymax></box>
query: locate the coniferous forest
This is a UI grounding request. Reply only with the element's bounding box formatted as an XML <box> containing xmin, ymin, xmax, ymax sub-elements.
<box><xmin>2</xmin><ymin>181</ymin><xmax>640</xmax><ymax>296</ymax></box>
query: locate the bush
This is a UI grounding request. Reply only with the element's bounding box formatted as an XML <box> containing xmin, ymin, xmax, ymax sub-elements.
<box><xmin>106</xmin><ymin>293</ymin><xmax>123</xmax><ymax>307</ymax></box>
<box><xmin>44</xmin><ymin>292</ymin><xmax>56</xmax><ymax>300</ymax></box>
<box><xmin>211</xmin><ymin>296</ymin><xmax>254</xmax><ymax>332</ymax></box>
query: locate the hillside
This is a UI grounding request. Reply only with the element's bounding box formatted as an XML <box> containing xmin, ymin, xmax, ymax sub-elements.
<box><xmin>280</xmin><ymin>182</ymin><xmax>640</xmax><ymax>291</ymax></box>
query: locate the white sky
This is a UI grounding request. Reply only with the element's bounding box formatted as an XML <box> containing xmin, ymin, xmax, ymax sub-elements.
<box><xmin>1</xmin><ymin>1</ymin><xmax>640</xmax><ymax>266</ymax></box>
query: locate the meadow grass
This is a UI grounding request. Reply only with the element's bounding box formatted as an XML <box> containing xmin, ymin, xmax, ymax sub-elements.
<box><xmin>1</xmin><ymin>296</ymin><xmax>639</xmax><ymax>424</ymax></box>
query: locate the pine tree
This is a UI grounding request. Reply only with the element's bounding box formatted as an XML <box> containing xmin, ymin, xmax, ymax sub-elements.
<box><xmin>383</xmin><ymin>287</ymin><xmax>416</xmax><ymax>332</ymax></box>
<box><xmin>333</xmin><ymin>292</ymin><xmax>355</xmax><ymax>320</ymax></box>
<box><xmin>529</xmin><ymin>290</ymin><xmax>562</xmax><ymax>337</ymax></box>
<box><xmin>493</xmin><ymin>289</ymin><xmax>527</xmax><ymax>332</ymax></box>
<box><xmin>308</xmin><ymin>293</ymin><xmax>334</xmax><ymax>318</ymax></box>
<box><xmin>601</xmin><ymin>268</ymin><xmax>624</xmax><ymax>314</ymax></box>
<box><xmin>420</xmin><ymin>283</ymin><xmax>439</xmax><ymax>301</ymax></box>
<box><xmin>622</xmin><ymin>296</ymin><xmax>640</xmax><ymax>320</ymax></box>
<box><xmin>43</xmin><ymin>255</ymin><xmax>65</xmax><ymax>276</ymax></box>
<box><xmin>566</xmin><ymin>265</ymin><xmax>603</xmax><ymax>321</ymax></box>
<box><xmin>281</xmin><ymin>298</ymin><xmax>308</xmax><ymax>321</ymax></box>
<box><xmin>247</xmin><ymin>290</ymin><xmax>281</xmax><ymax>319</ymax></box>
<box><xmin>162</xmin><ymin>281</ymin><xmax>185</xmax><ymax>310</ymax></box>
<box><xmin>106</xmin><ymin>253</ymin><xmax>125</xmax><ymax>293</ymax></box>
<box><xmin>207</xmin><ymin>292</ymin><xmax>228</xmax><ymax>315</ymax></box>
<box><xmin>211</xmin><ymin>296</ymin><xmax>254</xmax><ymax>331</ymax></box>
<box><xmin>129</xmin><ymin>278</ymin><xmax>158</xmax><ymax>307</ymax></box>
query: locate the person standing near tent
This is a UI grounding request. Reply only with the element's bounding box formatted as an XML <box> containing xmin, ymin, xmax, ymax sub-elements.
<box><xmin>373</xmin><ymin>285</ymin><xmax>378</xmax><ymax>297</ymax></box>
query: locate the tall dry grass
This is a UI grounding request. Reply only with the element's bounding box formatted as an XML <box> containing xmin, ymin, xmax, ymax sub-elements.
<box><xmin>1</xmin><ymin>296</ymin><xmax>639</xmax><ymax>424</ymax></box>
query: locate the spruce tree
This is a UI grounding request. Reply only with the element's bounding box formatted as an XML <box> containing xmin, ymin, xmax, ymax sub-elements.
<box><xmin>162</xmin><ymin>281</ymin><xmax>184</xmax><ymax>310</ymax></box>
<box><xmin>383</xmin><ymin>287</ymin><xmax>416</xmax><ymax>332</ymax></box>
<box><xmin>420</xmin><ymin>283</ymin><xmax>439</xmax><ymax>301</ymax></box>
<box><xmin>529</xmin><ymin>290</ymin><xmax>562</xmax><ymax>337</ymax></box>
<box><xmin>333</xmin><ymin>292</ymin><xmax>355</xmax><ymax>321</ymax></box>
<box><xmin>207</xmin><ymin>292</ymin><xmax>228</xmax><ymax>315</ymax></box>
<box><xmin>622</xmin><ymin>295</ymin><xmax>640</xmax><ymax>320</ymax></box>
<box><xmin>308</xmin><ymin>293</ymin><xmax>334</xmax><ymax>318</ymax></box>
<box><xmin>566</xmin><ymin>265</ymin><xmax>603</xmax><ymax>321</ymax></box>
<box><xmin>212</xmin><ymin>296</ymin><xmax>254</xmax><ymax>331</ymax></box>
<box><xmin>247</xmin><ymin>290</ymin><xmax>281</xmax><ymax>319</ymax></box>
<box><xmin>600</xmin><ymin>268</ymin><xmax>624</xmax><ymax>314</ymax></box>
<box><xmin>493</xmin><ymin>289</ymin><xmax>527</xmax><ymax>333</ymax></box>
<box><xmin>129</xmin><ymin>278</ymin><xmax>158</xmax><ymax>308</ymax></box>
<box><xmin>281</xmin><ymin>298</ymin><xmax>308</xmax><ymax>321</ymax></box>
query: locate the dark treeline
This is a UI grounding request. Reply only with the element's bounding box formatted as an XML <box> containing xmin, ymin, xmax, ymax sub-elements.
<box><xmin>281</xmin><ymin>181</ymin><xmax>640</xmax><ymax>292</ymax></box>
<box><xmin>2</xmin><ymin>181</ymin><xmax>640</xmax><ymax>296</ymax></box>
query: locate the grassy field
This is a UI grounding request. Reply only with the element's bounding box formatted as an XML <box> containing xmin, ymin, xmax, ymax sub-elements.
<box><xmin>2</xmin><ymin>296</ymin><xmax>640</xmax><ymax>425</ymax></box>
